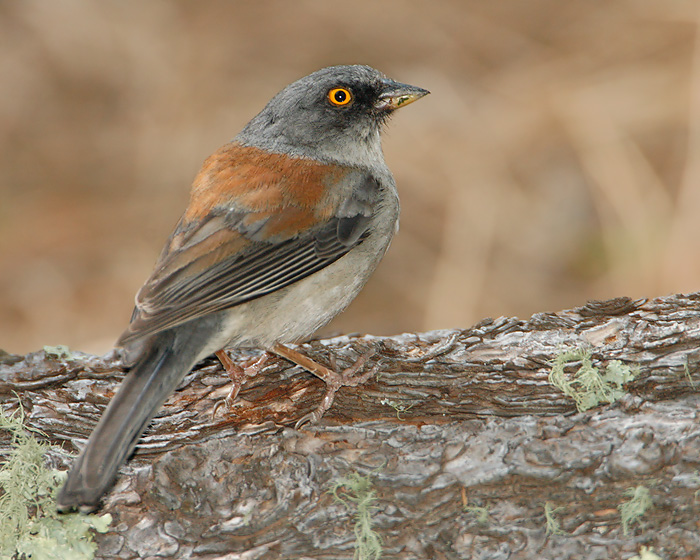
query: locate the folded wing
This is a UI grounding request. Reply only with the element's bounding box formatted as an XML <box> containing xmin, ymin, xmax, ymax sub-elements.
<box><xmin>118</xmin><ymin>143</ymin><xmax>381</xmax><ymax>347</ymax></box>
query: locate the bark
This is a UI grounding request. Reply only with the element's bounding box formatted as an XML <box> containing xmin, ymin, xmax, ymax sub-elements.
<box><xmin>2</xmin><ymin>293</ymin><xmax>700</xmax><ymax>559</ymax></box>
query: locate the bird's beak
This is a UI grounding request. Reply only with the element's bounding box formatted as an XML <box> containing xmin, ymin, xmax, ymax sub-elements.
<box><xmin>375</xmin><ymin>80</ymin><xmax>430</xmax><ymax>111</ymax></box>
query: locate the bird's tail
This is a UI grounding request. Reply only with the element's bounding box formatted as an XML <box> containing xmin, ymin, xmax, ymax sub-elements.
<box><xmin>57</xmin><ymin>326</ymin><xmax>206</xmax><ymax>513</ymax></box>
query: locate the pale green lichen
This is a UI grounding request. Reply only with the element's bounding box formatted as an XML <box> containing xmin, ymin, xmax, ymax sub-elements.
<box><xmin>379</xmin><ymin>398</ymin><xmax>415</xmax><ymax>420</ymax></box>
<box><xmin>0</xmin><ymin>403</ymin><xmax>111</xmax><ymax>559</ymax></box>
<box><xmin>630</xmin><ymin>546</ymin><xmax>664</xmax><ymax>560</ymax></box>
<box><xmin>329</xmin><ymin>472</ymin><xmax>382</xmax><ymax>560</ymax></box>
<box><xmin>549</xmin><ymin>348</ymin><xmax>637</xmax><ymax>412</ymax></box>
<box><xmin>683</xmin><ymin>360</ymin><xmax>695</xmax><ymax>389</ymax></box>
<box><xmin>619</xmin><ymin>485</ymin><xmax>652</xmax><ymax>535</ymax></box>
<box><xmin>43</xmin><ymin>345</ymin><xmax>77</xmax><ymax>362</ymax></box>
<box><xmin>543</xmin><ymin>502</ymin><xmax>566</xmax><ymax>535</ymax></box>
<box><xmin>463</xmin><ymin>505</ymin><xmax>491</xmax><ymax>525</ymax></box>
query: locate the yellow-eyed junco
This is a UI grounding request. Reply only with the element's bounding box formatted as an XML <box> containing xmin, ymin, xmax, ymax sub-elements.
<box><xmin>57</xmin><ymin>65</ymin><xmax>428</xmax><ymax>512</ymax></box>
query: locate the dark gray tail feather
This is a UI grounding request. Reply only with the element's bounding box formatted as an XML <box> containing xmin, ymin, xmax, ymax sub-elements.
<box><xmin>57</xmin><ymin>322</ymin><xmax>213</xmax><ymax>513</ymax></box>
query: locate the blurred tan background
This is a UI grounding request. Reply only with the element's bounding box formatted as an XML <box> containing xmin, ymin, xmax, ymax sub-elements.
<box><xmin>1</xmin><ymin>0</ymin><xmax>699</xmax><ymax>355</ymax></box>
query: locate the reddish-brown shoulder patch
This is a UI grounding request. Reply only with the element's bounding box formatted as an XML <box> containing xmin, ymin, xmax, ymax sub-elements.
<box><xmin>183</xmin><ymin>143</ymin><xmax>347</xmax><ymax>224</ymax></box>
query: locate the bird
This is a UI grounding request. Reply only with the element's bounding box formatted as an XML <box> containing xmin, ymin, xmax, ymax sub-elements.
<box><xmin>56</xmin><ymin>64</ymin><xmax>428</xmax><ymax>512</ymax></box>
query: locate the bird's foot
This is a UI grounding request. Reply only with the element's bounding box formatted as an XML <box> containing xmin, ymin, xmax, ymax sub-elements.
<box><xmin>271</xmin><ymin>343</ymin><xmax>379</xmax><ymax>428</ymax></box>
<box><xmin>212</xmin><ymin>350</ymin><xmax>269</xmax><ymax>417</ymax></box>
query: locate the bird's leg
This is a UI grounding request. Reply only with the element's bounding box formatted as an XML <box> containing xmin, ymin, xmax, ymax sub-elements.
<box><xmin>215</xmin><ymin>349</ymin><xmax>269</xmax><ymax>406</ymax></box>
<box><xmin>271</xmin><ymin>342</ymin><xmax>378</xmax><ymax>427</ymax></box>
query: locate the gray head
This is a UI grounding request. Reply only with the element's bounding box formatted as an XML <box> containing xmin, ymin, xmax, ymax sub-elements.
<box><xmin>236</xmin><ymin>65</ymin><xmax>429</xmax><ymax>170</ymax></box>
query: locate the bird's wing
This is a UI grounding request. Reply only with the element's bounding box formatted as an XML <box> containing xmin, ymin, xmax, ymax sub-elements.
<box><xmin>117</xmin><ymin>143</ymin><xmax>381</xmax><ymax>347</ymax></box>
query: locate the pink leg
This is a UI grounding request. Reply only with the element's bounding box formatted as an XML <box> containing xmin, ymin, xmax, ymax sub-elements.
<box><xmin>271</xmin><ymin>343</ymin><xmax>378</xmax><ymax>427</ymax></box>
<box><xmin>215</xmin><ymin>349</ymin><xmax>269</xmax><ymax>405</ymax></box>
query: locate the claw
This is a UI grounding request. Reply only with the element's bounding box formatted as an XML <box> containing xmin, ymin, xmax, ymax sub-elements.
<box><xmin>271</xmin><ymin>343</ymin><xmax>378</xmax><ymax>427</ymax></box>
<box><xmin>295</xmin><ymin>410</ymin><xmax>321</xmax><ymax>429</ymax></box>
<box><xmin>211</xmin><ymin>351</ymin><xmax>269</xmax><ymax>418</ymax></box>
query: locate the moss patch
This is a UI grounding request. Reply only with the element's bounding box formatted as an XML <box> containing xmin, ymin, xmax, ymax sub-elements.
<box><xmin>549</xmin><ymin>348</ymin><xmax>637</xmax><ymax>412</ymax></box>
<box><xmin>0</xmin><ymin>403</ymin><xmax>111</xmax><ymax>559</ymax></box>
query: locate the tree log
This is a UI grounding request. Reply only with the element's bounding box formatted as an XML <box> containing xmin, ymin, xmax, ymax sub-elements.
<box><xmin>2</xmin><ymin>293</ymin><xmax>700</xmax><ymax>559</ymax></box>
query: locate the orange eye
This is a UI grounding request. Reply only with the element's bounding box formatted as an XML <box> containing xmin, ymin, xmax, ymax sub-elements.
<box><xmin>328</xmin><ymin>87</ymin><xmax>353</xmax><ymax>106</ymax></box>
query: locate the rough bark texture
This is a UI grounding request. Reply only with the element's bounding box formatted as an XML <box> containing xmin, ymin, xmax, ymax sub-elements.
<box><xmin>2</xmin><ymin>293</ymin><xmax>700</xmax><ymax>559</ymax></box>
